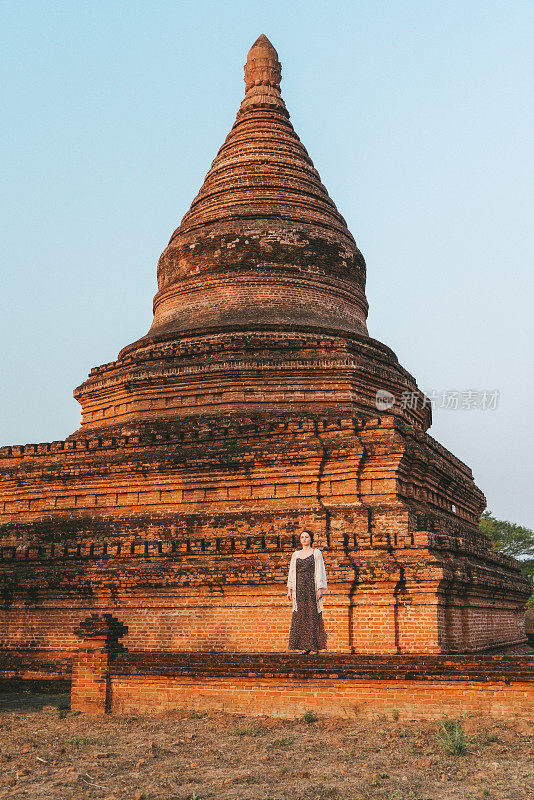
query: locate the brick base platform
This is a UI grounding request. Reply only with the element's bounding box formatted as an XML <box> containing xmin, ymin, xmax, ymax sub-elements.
<box><xmin>68</xmin><ymin>622</ymin><xmax>533</xmax><ymax>719</ymax></box>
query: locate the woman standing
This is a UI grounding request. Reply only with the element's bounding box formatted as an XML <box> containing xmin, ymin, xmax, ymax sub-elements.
<box><xmin>287</xmin><ymin>530</ymin><xmax>327</xmax><ymax>653</ymax></box>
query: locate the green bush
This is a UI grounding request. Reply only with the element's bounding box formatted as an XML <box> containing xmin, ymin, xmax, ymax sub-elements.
<box><xmin>437</xmin><ymin>716</ymin><xmax>468</xmax><ymax>756</ymax></box>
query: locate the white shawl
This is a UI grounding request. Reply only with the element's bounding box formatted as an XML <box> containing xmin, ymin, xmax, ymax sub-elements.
<box><xmin>286</xmin><ymin>548</ymin><xmax>327</xmax><ymax>613</ymax></box>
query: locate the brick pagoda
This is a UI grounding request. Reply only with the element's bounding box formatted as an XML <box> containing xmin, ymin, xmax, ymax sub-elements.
<box><xmin>0</xmin><ymin>36</ymin><xmax>529</xmax><ymax>670</ymax></box>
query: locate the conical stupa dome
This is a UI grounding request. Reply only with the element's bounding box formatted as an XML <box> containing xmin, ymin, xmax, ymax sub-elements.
<box><xmin>174</xmin><ymin>35</ymin><xmax>355</xmax><ymax>246</ymax></box>
<box><xmin>144</xmin><ymin>35</ymin><xmax>368</xmax><ymax>344</ymax></box>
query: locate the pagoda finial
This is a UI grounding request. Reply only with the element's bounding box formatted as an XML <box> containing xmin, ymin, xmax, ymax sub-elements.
<box><xmin>244</xmin><ymin>34</ymin><xmax>281</xmax><ymax>93</ymax></box>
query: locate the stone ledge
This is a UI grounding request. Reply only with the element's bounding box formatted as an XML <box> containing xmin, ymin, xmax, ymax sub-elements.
<box><xmin>109</xmin><ymin>651</ymin><xmax>534</xmax><ymax>682</ymax></box>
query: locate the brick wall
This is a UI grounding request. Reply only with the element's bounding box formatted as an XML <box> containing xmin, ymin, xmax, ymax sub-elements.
<box><xmin>109</xmin><ymin>675</ymin><xmax>534</xmax><ymax>720</ymax></box>
<box><xmin>0</xmin><ymin>414</ymin><xmax>529</xmax><ymax>658</ymax></box>
<box><xmin>77</xmin><ymin>650</ymin><xmax>534</xmax><ymax>720</ymax></box>
<box><xmin>0</xmin><ymin>585</ymin><xmax>527</xmax><ymax>659</ymax></box>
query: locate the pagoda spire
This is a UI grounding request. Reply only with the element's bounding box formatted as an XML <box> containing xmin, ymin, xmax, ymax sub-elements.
<box><xmin>240</xmin><ymin>34</ymin><xmax>284</xmax><ymax>112</ymax></box>
<box><xmin>244</xmin><ymin>34</ymin><xmax>281</xmax><ymax>91</ymax></box>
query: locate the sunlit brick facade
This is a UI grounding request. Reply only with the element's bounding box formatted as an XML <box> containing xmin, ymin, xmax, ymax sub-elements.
<box><xmin>0</xmin><ymin>36</ymin><xmax>529</xmax><ymax>670</ymax></box>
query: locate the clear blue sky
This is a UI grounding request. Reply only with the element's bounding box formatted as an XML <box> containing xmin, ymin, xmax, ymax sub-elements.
<box><xmin>2</xmin><ymin>1</ymin><xmax>533</xmax><ymax>528</ymax></box>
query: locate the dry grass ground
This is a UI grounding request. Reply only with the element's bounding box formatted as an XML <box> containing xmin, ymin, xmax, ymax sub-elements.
<box><xmin>0</xmin><ymin>689</ymin><xmax>532</xmax><ymax>800</ymax></box>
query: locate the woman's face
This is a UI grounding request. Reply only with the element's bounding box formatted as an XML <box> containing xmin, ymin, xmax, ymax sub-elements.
<box><xmin>300</xmin><ymin>531</ymin><xmax>312</xmax><ymax>547</ymax></box>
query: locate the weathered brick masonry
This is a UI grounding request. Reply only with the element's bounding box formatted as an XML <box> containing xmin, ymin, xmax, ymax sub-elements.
<box><xmin>0</xmin><ymin>35</ymin><xmax>530</xmax><ymax>703</ymax></box>
<box><xmin>108</xmin><ymin>674</ymin><xmax>533</xmax><ymax>720</ymax></box>
<box><xmin>67</xmin><ymin>616</ymin><xmax>533</xmax><ymax>718</ymax></box>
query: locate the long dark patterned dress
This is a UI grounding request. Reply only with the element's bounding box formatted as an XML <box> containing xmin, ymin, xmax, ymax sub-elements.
<box><xmin>288</xmin><ymin>554</ymin><xmax>327</xmax><ymax>651</ymax></box>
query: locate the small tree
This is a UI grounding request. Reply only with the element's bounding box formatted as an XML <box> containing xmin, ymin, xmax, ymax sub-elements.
<box><xmin>480</xmin><ymin>511</ymin><xmax>534</xmax><ymax>582</ymax></box>
<box><xmin>520</xmin><ymin>559</ymin><xmax>534</xmax><ymax>583</ymax></box>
